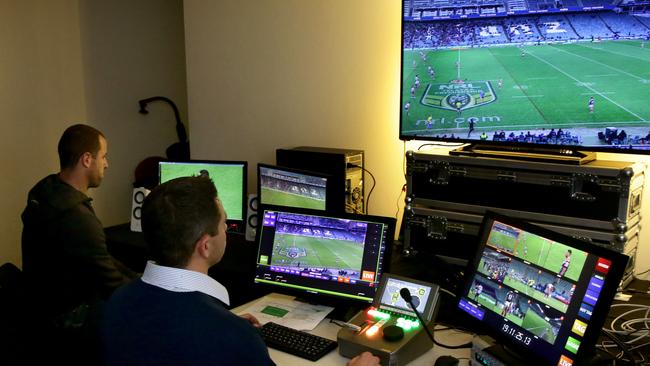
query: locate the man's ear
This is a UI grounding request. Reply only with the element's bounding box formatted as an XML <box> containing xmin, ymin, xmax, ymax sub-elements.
<box><xmin>194</xmin><ymin>233</ymin><xmax>211</xmax><ymax>259</ymax></box>
<box><xmin>80</xmin><ymin>152</ymin><xmax>93</xmax><ymax>168</ymax></box>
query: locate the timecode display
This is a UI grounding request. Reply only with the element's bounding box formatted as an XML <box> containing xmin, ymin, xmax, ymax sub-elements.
<box><xmin>502</xmin><ymin>323</ymin><xmax>532</xmax><ymax>346</ymax></box>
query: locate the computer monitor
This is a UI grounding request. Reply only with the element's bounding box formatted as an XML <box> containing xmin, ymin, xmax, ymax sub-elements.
<box><xmin>158</xmin><ymin>160</ymin><xmax>247</xmax><ymax>231</ymax></box>
<box><xmin>257</xmin><ymin>163</ymin><xmax>331</xmax><ymax>211</ymax></box>
<box><xmin>457</xmin><ymin>212</ymin><xmax>628</xmax><ymax>365</ymax></box>
<box><xmin>254</xmin><ymin>206</ymin><xmax>396</xmax><ymax>303</ymax></box>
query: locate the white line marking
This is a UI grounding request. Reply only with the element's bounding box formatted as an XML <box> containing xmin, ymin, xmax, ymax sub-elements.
<box><xmin>584</xmin><ymin>74</ymin><xmax>619</xmax><ymax>78</ymax></box>
<box><xmin>527</xmin><ymin>49</ymin><xmax>646</xmax><ymax>121</ymax></box>
<box><xmin>551</xmin><ymin>45</ymin><xmax>647</xmax><ymax>81</ymax></box>
<box><xmin>578</xmin><ymin>43</ymin><xmax>650</xmax><ymax>64</ymax></box>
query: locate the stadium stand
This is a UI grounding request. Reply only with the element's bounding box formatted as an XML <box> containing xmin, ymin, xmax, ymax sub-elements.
<box><xmin>599</xmin><ymin>12</ymin><xmax>650</xmax><ymax>37</ymax></box>
<box><xmin>507</xmin><ymin>0</ymin><xmax>530</xmax><ymax>11</ymax></box>
<box><xmin>537</xmin><ymin>17</ymin><xmax>578</xmax><ymax>40</ymax></box>
<box><xmin>566</xmin><ymin>13</ymin><xmax>612</xmax><ymax>38</ymax></box>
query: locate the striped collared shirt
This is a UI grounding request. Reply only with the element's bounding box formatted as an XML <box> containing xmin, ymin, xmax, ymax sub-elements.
<box><xmin>141</xmin><ymin>260</ymin><xmax>230</xmax><ymax>306</ymax></box>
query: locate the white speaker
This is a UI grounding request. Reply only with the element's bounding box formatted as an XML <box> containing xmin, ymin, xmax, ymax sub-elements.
<box><xmin>130</xmin><ymin>187</ymin><xmax>150</xmax><ymax>232</ymax></box>
<box><xmin>245</xmin><ymin>194</ymin><xmax>259</xmax><ymax>241</ymax></box>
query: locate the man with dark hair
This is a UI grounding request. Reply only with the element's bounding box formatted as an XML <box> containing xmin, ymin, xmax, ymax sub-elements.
<box><xmin>101</xmin><ymin>177</ymin><xmax>379</xmax><ymax>365</ymax></box>
<box><xmin>21</xmin><ymin>124</ymin><xmax>136</xmax><ymax>363</ymax></box>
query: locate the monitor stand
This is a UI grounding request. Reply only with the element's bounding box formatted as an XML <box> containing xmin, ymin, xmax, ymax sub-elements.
<box><xmin>450</xmin><ymin>144</ymin><xmax>596</xmax><ymax>165</ymax></box>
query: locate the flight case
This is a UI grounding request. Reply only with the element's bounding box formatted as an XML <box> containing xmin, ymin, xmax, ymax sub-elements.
<box><xmin>406</xmin><ymin>151</ymin><xmax>644</xmax><ymax>231</ymax></box>
<box><xmin>403</xmin><ymin>151</ymin><xmax>644</xmax><ymax>289</ymax></box>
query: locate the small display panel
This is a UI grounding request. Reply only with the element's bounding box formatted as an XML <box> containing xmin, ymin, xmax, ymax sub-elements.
<box><xmin>379</xmin><ymin>277</ymin><xmax>432</xmax><ymax>315</ymax></box>
<box><xmin>254</xmin><ymin>207</ymin><xmax>395</xmax><ymax>303</ymax></box>
<box><xmin>458</xmin><ymin>212</ymin><xmax>628</xmax><ymax>365</ymax></box>
<box><xmin>258</xmin><ymin>164</ymin><xmax>329</xmax><ymax>211</ymax></box>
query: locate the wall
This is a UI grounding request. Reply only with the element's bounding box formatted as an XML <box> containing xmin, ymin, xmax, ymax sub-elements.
<box><xmin>0</xmin><ymin>0</ymin><xmax>187</xmax><ymax>267</ymax></box>
<box><xmin>0</xmin><ymin>0</ymin><xmax>86</xmax><ymax>266</ymax></box>
<box><xmin>184</xmin><ymin>0</ymin><xmax>404</xmax><ymax>220</ymax></box>
<box><xmin>184</xmin><ymin>0</ymin><xmax>649</xmax><ymax>279</ymax></box>
<box><xmin>78</xmin><ymin>0</ymin><xmax>187</xmax><ymax>226</ymax></box>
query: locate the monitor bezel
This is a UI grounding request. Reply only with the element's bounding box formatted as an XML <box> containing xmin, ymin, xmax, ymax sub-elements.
<box><xmin>158</xmin><ymin>159</ymin><xmax>248</xmax><ymax>231</ymax></box>
<box><xmin>256</xmin><ymin>163</ymin><xmax>334</xmax><ymax>212</ymax></box>
<box><xmin>253</xmin><ymin>204</ymin><xmax>396</xmax><ymax>305</ymax></box>
<box><xmin>457</xmin><ymin>211</ymin><xmax>628</xmax><ymax>364</ymax></box>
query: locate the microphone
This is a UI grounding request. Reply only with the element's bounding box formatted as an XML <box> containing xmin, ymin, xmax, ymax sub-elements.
<box><xmin>400</xmin><ymin>288</ymin><xmax>436</xmax><ymax>345</ymax></box>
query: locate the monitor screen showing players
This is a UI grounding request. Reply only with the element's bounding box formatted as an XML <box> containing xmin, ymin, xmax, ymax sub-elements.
<box><xmin>258</xmin><ymin>164</ymin><xmax>328</xmax><ymax>211</ymax></box>
<box><xmin>457</xmin><ymin>212</ymin><xmax>628</xmax><ymax>365</ymax></box>
<box><xmin>159</xmin><ymin>160</ymin><xmax>247</xmax><ymax>222</ymax></box>
<box><xmin>254</xmin><ymin>207</ymin><xmax>395</xmax><ymax>303</ymax></box>
<box><xmin>400</xmin><ymin>0</ymin><xmax>650</xmax><ymax>155</ymax></box>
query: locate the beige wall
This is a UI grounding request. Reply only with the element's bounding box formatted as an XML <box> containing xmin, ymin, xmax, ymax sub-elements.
<box><xmin>184</xmin><ymin>0</ymin><xmax>649</xmax><ymax>279</ymax></box>
<box><xmin>0</xmin><ymin>0</ymin><xmax>187</xmax><ymax>267</ymax></box>
<box><xmin>184</xmin><ymin>0</ymin><xmax>404</xmax><ymax>217</ymax></box>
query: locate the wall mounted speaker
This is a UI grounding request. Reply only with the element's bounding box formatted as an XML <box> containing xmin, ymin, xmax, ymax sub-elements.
<box><xmin>130</xmin><ymin>187</ymin><xmax>150</xmax><ymax>232</ymax></box>
<box><xmin>245</xmin><ymin>194</ymin><xmax>258</xmax><ymax>241</ymax></box>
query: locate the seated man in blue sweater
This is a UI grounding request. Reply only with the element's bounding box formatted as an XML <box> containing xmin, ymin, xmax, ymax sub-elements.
<box><xmin>101</xmin><ymin>176</ymin><xmax>379</xmax><ymax>366</ymax></box>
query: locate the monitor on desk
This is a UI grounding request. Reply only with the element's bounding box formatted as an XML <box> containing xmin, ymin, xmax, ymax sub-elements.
<box><xmin>254</xmin><ymin>206</ymin><xmax>395</xmax><ymax>304</ymax></box>
<box><xmin>159</xmin><ymin>160</ymin><xmax>247</xmax><ymax>231</ymax></box>
<box><xmin>457</xmin><ymin>212</ymin><xmax>628</xmax><ymax>365</ymax></box>
<box><xmin>257</xmin><ymin>163</ymin><xmax>332</xmax><ymax>211</ymax></box>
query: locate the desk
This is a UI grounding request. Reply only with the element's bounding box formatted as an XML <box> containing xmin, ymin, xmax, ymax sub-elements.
<box><xmin>233</xmin><ymin>293</ymin><xmax>473</xmax><ymax>366</ymax></box>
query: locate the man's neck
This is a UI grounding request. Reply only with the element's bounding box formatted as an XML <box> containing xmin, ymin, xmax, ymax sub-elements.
<box><xmin>58</xmin><ymin>169</ymin><xmax>88</xmax><ymax>194</ymax></box>
<box><xmin>184</xmin><ymin>261</ymin><xmax>211</xmax><ymax>275</ymax></box>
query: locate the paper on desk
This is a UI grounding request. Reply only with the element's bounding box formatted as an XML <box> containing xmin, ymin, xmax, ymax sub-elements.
<box><xmin>235</xmin><ymin>296</ymin><xmax>334</xmax><ymax>331</ymax></box>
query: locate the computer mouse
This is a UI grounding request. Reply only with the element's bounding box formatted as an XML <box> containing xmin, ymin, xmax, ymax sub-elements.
<box><xmin>434</xmin><ymin>355</ymin><xmax>459</xmax><ymax>366</ymax></box>
<box><xmin>382</xmin><ymin>324</ymin><xmax>404</xmax><ymax>341</ymax></box>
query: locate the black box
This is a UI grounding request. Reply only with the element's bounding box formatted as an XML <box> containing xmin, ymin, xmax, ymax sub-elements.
<box><xmin>276</xmin><ymin>147</ymin><xmax>365</xmax><ymax>213</ymax></box>
<box><xmin>406</xmin><ymin>151</ymin><xmax>644</xmax><ymax>231</ymax></box>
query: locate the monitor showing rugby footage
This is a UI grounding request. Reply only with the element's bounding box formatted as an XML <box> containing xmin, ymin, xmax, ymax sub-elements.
<box><xmin>254</xmin><ymin>206</ymin><xmax>396</xmax><ymax>303</ymax></box>
<box><xmin>257</xmin><ymin>164</ymin><xmax>331</xmax><ymax>211</ymax></box>
<box><xmin>400</xmin><ymin>0</ymin><xmax>650</xmax><ymax>155</ymax></box>
<box><xmin>159</xmin><ymin>160</ymin><xmax>247</xmax><ymax>229</ymax></box>
<box><xmin>457</xmin><ymin>212</ymin><xmax>628</xmax><ymax>365</ymax></box>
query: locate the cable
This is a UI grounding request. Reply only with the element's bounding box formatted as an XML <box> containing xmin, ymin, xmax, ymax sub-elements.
<box><xmin>347</xmin><ymin>164</ymin><xmax>376</xmax><ymax>215</ymax></box>
<box><xmin>395</xmin><ymin>184</ymin><xmax>406</xmax><ymax>221</ymax></box>
<box><xmin>636</xmin><ymin>268</ymin><xmax>650</xmax><ymax>276</ymax></box>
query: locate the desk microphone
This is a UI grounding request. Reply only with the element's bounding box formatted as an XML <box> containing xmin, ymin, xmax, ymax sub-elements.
<box><xmin>400</xmin><ymin>288</ymin><xmax>436</xmax><ymax>345</ymax></box>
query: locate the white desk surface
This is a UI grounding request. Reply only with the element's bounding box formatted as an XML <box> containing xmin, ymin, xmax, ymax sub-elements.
<box><xmin>233</xmin><ymin>293</ymin><xmax>473</xmax><ymax>366</ymax></box>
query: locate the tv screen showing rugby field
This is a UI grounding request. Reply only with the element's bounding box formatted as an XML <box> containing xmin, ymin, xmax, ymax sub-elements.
<box><xmin>457</xmin><ymin>212</ymin><xmax>628</xmax><ymax>365</ymax></box>
<box><xmin>400</xmin><ymin>0</ymin><xmax>650</xmax><ymax>153</ymax></box>
<box><xmin>254</xmin><ymin>207</ymin><xmax>395</xmax><ymax>303</ymax></box>
<box><xmin>258</xmin><ymin>164</ymin><xmax>328</xmax><ymax>211</ymax></box>
<box><xmin>159</xmin><ymin>160</ymin><xmax>247</xmax><ymax>223</ymax></box>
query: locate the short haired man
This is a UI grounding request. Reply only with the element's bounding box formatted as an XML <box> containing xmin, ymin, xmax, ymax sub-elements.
<box><xmin>101</xmin><ymin>177</ymin><xmax>379</xmax><ymax>365</ymax></box>
<box><xmin>21</xmin><ymin>124</ymin><xmax>136</xmax><ymax>361</ymax></box>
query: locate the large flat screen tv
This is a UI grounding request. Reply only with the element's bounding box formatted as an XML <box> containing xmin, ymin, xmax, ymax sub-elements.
<box><xmin>400</xmin><ymin>0</ymin><xmax>650</xmax><ymax>156</ymax></box>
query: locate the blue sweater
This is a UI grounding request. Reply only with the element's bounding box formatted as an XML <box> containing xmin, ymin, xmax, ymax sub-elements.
<box><xmin>101</xmin><ymin>280</ymin><xmax>274</xmax><ymax>366</ymax></box>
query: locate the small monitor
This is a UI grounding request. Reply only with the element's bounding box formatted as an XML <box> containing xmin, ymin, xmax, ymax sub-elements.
<box><xmin>254</xmin><ymin>206</ymin><xmax>395</xmax><ymax>303</ymax></box>
<box><xmin>257</xmin><ymin>163</ymin><xmax>331</xmax><ymax>211</ymax></box>
<box><xmin>375</xmin><ymin>274</ymin><xmax>439</xmax><ymax>323</ymax></box>
<box><xmin>158</xmin><ymin>160</ymin><xmax>247</xmax><ymax>230</ymax></box>
<box><xmin>457</xmin><ymin>212</ymin><xmax>628</xmax><ymax>365</ymax></box>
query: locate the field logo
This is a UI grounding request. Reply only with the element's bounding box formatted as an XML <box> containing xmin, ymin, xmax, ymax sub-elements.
<box><xmin>421</xmin><ymin>81</ymin><xmax>496</xmax><ymax>111</ymax></box>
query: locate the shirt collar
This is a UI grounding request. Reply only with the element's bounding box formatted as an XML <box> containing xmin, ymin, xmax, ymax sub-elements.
<box><xmin>141</xmin><ymin>261</ymin><xmax>230</xmax><ymax>306</ymax></box>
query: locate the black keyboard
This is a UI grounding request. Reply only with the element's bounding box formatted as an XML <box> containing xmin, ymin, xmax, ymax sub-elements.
<box><xmin>259</xmin><ymin>322</ymin><xmax>338</xmax><ymax>361</ymax></box>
